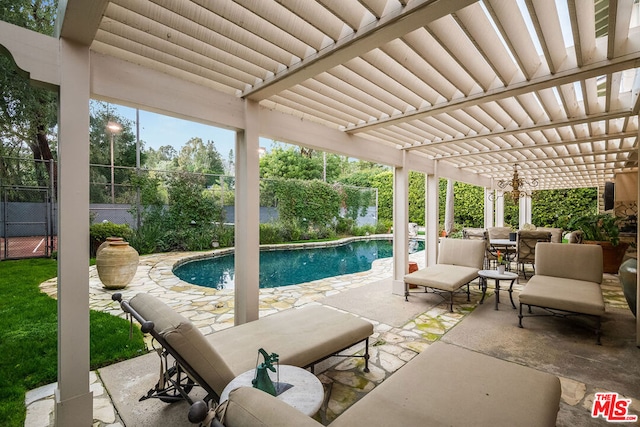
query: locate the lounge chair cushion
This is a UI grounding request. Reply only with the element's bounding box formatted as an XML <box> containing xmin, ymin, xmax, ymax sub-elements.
<box><xmin>518</xmin><ymin>275</ymin><xmax>605</xmax><ymax>316</ymax></box>
<box><xmin>130</xmin><ymin>294</ymin><xmax>374</xmax><ymax>397</ymax></box>
<box><xmin>208</xmin><ymin>305</ymin><xmax>373</xmax><ymax>378</ymax></box>
<box><xmin>130</xmin><ymin>293</ymin><xmax>236</xmax><ymax>396</ymax></box>
<box><xmin>403</xmin><ymin>264</ymin><xmax>479</xmax><ymax>291</ymax></box>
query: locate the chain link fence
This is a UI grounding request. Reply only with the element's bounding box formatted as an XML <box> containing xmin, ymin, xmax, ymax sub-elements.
<box><xmin>1</xmin><ymin>157</ymin><xmax>378</xmax><ymax>259</ymax></box>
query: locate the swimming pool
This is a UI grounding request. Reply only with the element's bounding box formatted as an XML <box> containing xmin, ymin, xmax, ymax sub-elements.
<box><xmin>173</xmin><ymin>238</ymin><xmax>424</xmax><ymax>290</ymax></box>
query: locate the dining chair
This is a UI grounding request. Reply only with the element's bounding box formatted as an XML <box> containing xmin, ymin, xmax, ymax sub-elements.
<box><xmin>487</xmin><ymin>226</ymin><xmax>513</xmax><ymax>240</ymax></box>
<box><xmin>516</xmin><ymin>230</ymin><xmax>552</xmax><ymax>280</ymax></box>
<box><xmin>463</xmin><ymin>228</ymin><xmax>496</xmax><ymax>269</ymax></box>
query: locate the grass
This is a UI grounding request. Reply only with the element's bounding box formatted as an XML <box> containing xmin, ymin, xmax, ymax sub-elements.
<box><xmin>0</xmin><ymin>258</ymin><xmax>146</xmax><ymax>427</ymax></box>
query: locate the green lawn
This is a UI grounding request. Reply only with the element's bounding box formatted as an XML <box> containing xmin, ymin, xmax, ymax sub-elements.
<box><xmin>0</xmin><ymin>258</ymin><xmax>145</xmax><ymax>426</ymax></box>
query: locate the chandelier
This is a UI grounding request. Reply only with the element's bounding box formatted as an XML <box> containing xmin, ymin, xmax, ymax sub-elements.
<box><xmin>490</xmin><ymin>164</ymin><xmax>538</xmax><ymax>200</ymax></box>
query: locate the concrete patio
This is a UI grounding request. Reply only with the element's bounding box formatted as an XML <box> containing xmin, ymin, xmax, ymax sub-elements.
<box><xmin>27</xmin><ymin>249</ymin><xmax>639</xmax><ymax>427</ymax></box>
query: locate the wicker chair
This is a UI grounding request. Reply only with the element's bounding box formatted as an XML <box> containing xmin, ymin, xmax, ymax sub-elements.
<box><xmin>516</xmin><ymin>230</ymin><xmax>552</xmax><ymax>279</ymax></box>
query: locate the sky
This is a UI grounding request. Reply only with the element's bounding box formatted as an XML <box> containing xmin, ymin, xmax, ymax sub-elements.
<box><xmin>109</xmin><ymin>103</ymin><xmax>278</xmax><ymax>155</ymax></box>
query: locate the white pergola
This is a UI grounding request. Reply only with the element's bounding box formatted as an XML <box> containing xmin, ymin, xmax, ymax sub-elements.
<box><xmin>1</xmin><ymin>1</ymin><xmax>639</xmax><ymax>425</ymax></box>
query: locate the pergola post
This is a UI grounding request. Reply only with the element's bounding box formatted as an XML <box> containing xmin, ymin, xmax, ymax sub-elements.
<box><xmin>234</xmin><ymin>99</ymin><xmax>260</xmax><ymax>325</ymax></box>
<box><xmin>519</xmin><ymin>195</ymin><xmax>532</xmax><ymax>227</ymax></box>
<box><xmin>55</xmin><ymin>38</ymin><xmax>92</xmax><ymax>426</ymax></box>
<box><xmin>391</xmin><ymin>152</ymin><xmax>409</xmax><ymax>295</ymax></box>
<box><xmin>495</xmin><ymin>191</ymin><xmax>505</xmax><ymax>226</ymax></box>
<box><xmin>425</xmin><ymin>163</ymin><xmax>439</xmax><ymax>267</ymax></box>
<box><xmin>484</xmin><ymin>188</ymin><xmax>494</xmax><ymax>228</ymax></box>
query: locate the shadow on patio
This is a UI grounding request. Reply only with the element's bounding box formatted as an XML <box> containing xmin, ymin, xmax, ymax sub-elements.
<box><xmin>28</xmin><ymin>265</ymin><xmax>638</xmax><ymax>427</ymax></box>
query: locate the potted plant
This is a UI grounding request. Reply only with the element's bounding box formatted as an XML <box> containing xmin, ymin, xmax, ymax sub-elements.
<box><xmin>567</xmin><ymin>213</ymin><xmax>629</xmax><ymax>274</ymax></box>
<box><xmin>496</xmin><ymin>250</ymin><xmax>507</xmax><ymax>274</ymax></box>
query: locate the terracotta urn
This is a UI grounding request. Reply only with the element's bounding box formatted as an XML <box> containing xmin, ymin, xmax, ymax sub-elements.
<box><xmin>96</xmin><ymin>237</ymin><xmax>124</xmax><ymax>257</ymax></box>
<box><xmin>96</xmin><ymin>241</ymin><xmax>139</xmax><ymax>290</ymax></box>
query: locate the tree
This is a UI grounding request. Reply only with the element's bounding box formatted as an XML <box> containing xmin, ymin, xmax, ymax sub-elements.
<box><xmin>144</xmin><ymin>145</ymin><xmax>177</xmax><ymax>169</ymax></box>
<box><xmin>176</xmin><ymin>137</ymin><xmax>224</xmax><ymax>182</ymax></box>
<box><xmin>224</xmin><ymin>148</ymin><xmax>234</xmax><ymax>175</ymax></box>
<box><xmin>0</xmin><ymin>0</ymin><xmax>58</xmax><ymax>188</ymax></box>
<box><xmin>259</xmin><ymin>145</ymin><xmax>344</xmax><ymax>182</ymax></box>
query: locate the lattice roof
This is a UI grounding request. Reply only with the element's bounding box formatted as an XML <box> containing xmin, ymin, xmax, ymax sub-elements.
<box><xmin>83</xmin><ymin>0</ymin><xmax>640</xmax><ymax>189</ymax></box>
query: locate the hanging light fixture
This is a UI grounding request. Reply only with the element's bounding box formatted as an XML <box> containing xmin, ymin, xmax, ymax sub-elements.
<box><xmin>489</xmin><ymin>164</ymin><xmax>538</xmax><ymax>200</ymax></box>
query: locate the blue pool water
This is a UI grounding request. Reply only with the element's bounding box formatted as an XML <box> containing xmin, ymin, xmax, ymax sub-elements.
<box><xmin>173</xmin><ymin>239</ymin><xmax>424</xmax><ymax>290</ymax></box>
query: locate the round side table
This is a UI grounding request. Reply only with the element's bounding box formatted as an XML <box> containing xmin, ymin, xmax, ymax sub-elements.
<box><xmin>478</xmin><ymin>269</ymin><xmax>518</xmax><ymax>310</ymax></box>
<box><xmin>220</xmin><ymin>365</ymin><xmax>324</xmax><ymax>416</ymax></box>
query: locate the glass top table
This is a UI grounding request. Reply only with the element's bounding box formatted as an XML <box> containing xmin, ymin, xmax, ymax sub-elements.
<box><xmin>478</xmin><ymin>269</ymin><xmax>518</xmax><ymax>310</ymax></box>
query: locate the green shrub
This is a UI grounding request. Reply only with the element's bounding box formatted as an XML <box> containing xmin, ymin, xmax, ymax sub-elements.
<box><xmin>128</xmin><ymin>221</ymin><xmax>164</xmax><ymax>255</ymax></box>
<box><xmin>336</xmin><ymin>217</ymin><xmax>354</xmax><ymax>234</ymax></box>
<box><xmin>375</xmin><ymin>220</ymin><xmax>392</xmax><ymax>234</ymax></box>
<box><xmin>352</xmin><ymin>225</ymin><xmax>376</xmax><ymax>236</ymax></box>
<box><xmin>89</xmin><ymin>222</ymin><xmax>134</xmax><ymax>256</ymax></box>
<box><xmin>260</xmin><ymin>223</ymin><xmax>284</xmax><ymax>244</ymax></box>
<box><xmin>213</xmin><ymin>224</ymin><xmax>234</xmax><ymax>248</ymax></box>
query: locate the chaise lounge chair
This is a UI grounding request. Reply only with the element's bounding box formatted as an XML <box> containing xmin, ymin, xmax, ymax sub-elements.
<box><xmin>403</xmin><ymin>238</ymin><xmax>485</xmax><ymax>311</ymax></box>
<box><xmin>113</xmin><ymin>293</ymin><xmax>373</xmax><ymax>404</ymax></box>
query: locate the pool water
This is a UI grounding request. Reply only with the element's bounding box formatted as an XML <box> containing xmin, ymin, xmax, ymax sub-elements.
<box><xmin>174</xmin><ymin>239</ymin><xmax>424</xmax><ymax>290</ymax></box>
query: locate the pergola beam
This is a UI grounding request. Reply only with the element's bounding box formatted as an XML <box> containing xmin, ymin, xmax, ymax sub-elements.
<box><xmin>438</xmin><ymin>131</ymin><xmax>638</xmax><ymax>159</ymax></box>
<box><xmin>243</xmin><ymin>0</ymin><xmax>476</xmax><ymax>100</ymax></box>
<box><xmin>54</xmin><ymin>0</ymin><xmax>109</xmax><ymax>45</ymax></box>
<box><xmin>348</xmin><ymin>49</ymin><xmax>640</xmax><ymax>133</ymax></box>
<box><xmin>404</xmin><ymin>110</ymin><xmax>631</xmax><ymax>151</ymax></box>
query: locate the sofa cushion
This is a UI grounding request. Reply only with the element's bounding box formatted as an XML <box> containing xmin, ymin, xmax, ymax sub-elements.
<box><xmin>222</xmin><ymin>387</ymin><xmax>322</xmax><ymax>427</ymax></box>
<box><xmin>437</xmin><ymin>238</ymin><xmax>485</xmax><ymax>268</ymax></box>
<box><xmin>403</xmin><ymin>264</ymin><xmax>479</xmax><ymax>291</ymax></box>
<box><xmin>534</xmin><ymin>242</ymin><xmax>603</xmax><ymax>284</ymax></box>
<box><xmin>330</xmin><ymin>341</ymin><xmax>561</xmax><ymax>427</ymax></box>
<box><xmin>518</xmin><ymin>275</ymin><xmax>605</xmax><ymax>316</ymax></box>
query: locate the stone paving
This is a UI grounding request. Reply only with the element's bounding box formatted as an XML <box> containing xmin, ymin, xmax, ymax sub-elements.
<box><xmin>27</xmin><ymin>247</ymin><xmax>635</xmax><ymax>427</ymax></box>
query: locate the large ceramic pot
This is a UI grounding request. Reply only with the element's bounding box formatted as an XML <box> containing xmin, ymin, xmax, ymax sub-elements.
<box><xmin>96</xmin><ymin>236</ymin><xmax>124</xmax><ymax>257</ymax></box>
<box><xmin>618</xmin><ymin>257</ymin><xmax>637</xmax><ymax>317</ymax></box>
<box><xmin>96</xmin><ymin>241</ymin><xmax>139</xmax><ymax>290</ymax></box>
<box><xmin>584</xmin><ymin>241</ymin><xmax>629</xmax><ymax>274</ymax></box>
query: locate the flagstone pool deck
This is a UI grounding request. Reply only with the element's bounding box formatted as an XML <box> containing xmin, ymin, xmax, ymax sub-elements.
<box><xmin>28</xmin><ymin>247</ymin><xmax>636</xmax><ymax>427</ymax></box>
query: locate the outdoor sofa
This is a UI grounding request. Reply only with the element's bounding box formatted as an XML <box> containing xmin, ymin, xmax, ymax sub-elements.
<box><xmin>517</xmin><ymin>242</ymin><xmax>605</xmax><ymax>344</ymax></box>
<box><xmin>113</xmin><ymin>293</ymin><xmax>373</xmax><ymax>404</ymax></box>
<box><xmin>403</xmin><ymin>238</ymin><xmax>486</xmax><ymax>311</ymax></box>
<box><xmin>203</xmin><ymin>340</ymin><xmax>562</xmax><ymax>427</ymax></box>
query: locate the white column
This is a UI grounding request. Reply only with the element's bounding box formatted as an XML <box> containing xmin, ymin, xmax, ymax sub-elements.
<box><xmin>391</xmin><ymin>152</ymin><xmax>409</xmax><ymax>295</ymax></box>
<box><xmin>495</xmin><ymin>191</ymin><xmax>505</xmax><ymax>226</ymax></box>
<box><xmin>484</xmin><ymin>188</ymin><xmax>494</xmax><ymax>228</ymax></box>
<box><xmin>518</xmin><ymin>195</ymin><xmax>532</xmax><ymax>227</ymax></box>
<box><xmin>55</xmin><ymin>39</ymin><xmax>92</xmax><ymax>426</ymax></box>
<box><xmin>444</xmin><ymin>179</ymin><xmax>454</xmax><ymax>234</ymax></box>
<box><xmin>426</xmin><ymin>164</ymin><xmax>439</xmax><ymax>267</ymax></box>
<box><xmin>234</xmin><ymin>100</ymin><xmax>260</xmax><ymax>324</ymax></box>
